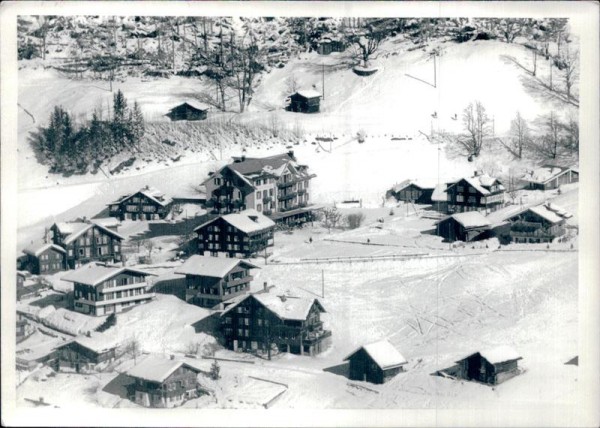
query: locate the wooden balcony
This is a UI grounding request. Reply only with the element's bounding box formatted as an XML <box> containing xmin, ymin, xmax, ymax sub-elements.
<box><xmin>278</xmin><ymin>192</ymin><xmax>297</xmax><ymax>201</ymax></box>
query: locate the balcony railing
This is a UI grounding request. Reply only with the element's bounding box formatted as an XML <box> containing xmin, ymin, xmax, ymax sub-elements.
<box><xmin>75</xmin><ymin>292</ymin><xmax>155</xmax><ymax>307</ymax></box>
<box><xmin>303</xmin><ymin>329</ymin><xmax>332</xmax><ymax>344</ymax></box>
<box><xmin>227</xmin><ymin>275</ymin><xmax>253</xmax><ymax>287</ymax></box>
<box><xmin>278</xmin><ymin>192</ymin><xmax>297</xmax><ymax>201</ymax></box>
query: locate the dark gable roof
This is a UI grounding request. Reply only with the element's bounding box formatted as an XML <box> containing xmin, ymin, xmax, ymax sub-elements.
<box><xmin>228</xmin><ymin>153</ymin><xmax>295</xmax><ymax>176</ymax></box>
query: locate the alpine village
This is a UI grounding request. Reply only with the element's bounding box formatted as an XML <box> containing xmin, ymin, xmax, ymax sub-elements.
<box><xmin>12</xmin><ymin>14</ymin><xmax>583</xmax><ymax>412</ymax></box>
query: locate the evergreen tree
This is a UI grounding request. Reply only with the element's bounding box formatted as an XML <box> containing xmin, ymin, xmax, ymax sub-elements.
<box><xmin>112</xmin><ymin>89</ymin><xmax>129</xmax><ymax>146</ymax></box>
<box><xmin>130</xmin><ymin>101</ymin><xmax>145</xmax><ymax>145</ymax></box>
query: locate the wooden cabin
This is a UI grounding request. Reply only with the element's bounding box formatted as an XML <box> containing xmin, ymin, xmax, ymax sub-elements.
<box><xmin>63</xmin><ymin>263</ymin><xmax>156</xmax><ymax>316</ymax></box>
<box><xmin>220</xmin><ymin>290</ymin><xmax>331</xmax><ymax>357</ymax></box>
<box><xmin>108</xmin><ymin>186</ymin><xmax>173</xmax><ymax>221</ymax></box>
<box><xmin>166</xmin><ymin>101</ymin><xmax>208</xmax><ymax>121</ymax></box>
<box><xmin>506</xmin><ymin>202</ymin><xmax>570</xmax><ymax>243</ymax></box>
<box><xmin>387</xmin><ymin>180</ymin><xmax>435</xmax><ymax>204</ymax></box>
<box><xmin>52</xmin><ymin>335</ymin><xmax>117</xmax><ymax>373</ymax></box>
<box><xmin>344</xmin><ymin>340</ymin><xmax>408</xmax><ymax>384</ymax></box>
<box><xmin>454</xmin><ymin>346</ymin><xmax>522</xmax><ymax>385</ymax></box>
<box><xmin>436</xmin><ymin>211</ymin><xmax>492</xmax><ymax>243</ymax></box>
<box><xmin>521</xmin><ymin>165</ymin><xmax>579</xmax><ymax>191</ymax></box>
<box><xmin>446</xmin><ymin>173</ymin><xmax>505</xmax><ymax>214</ymax></box>
<box><xmin>317</xmin><ymin>37</ymin><xmax>347</xmax><ymax>55</ymax></box>
<box><xmin>287</xmin><ymin>90</ymin><xmax>321</xmax><ymax>113</ymax></box>
<box><xmin>21</xmin><ymin>243</ymin><xmax>66</xmax><ymax>275</ymax></box>
<box><xmin>175</xmin><ymin>255</ymin><xmax>258</xmax><ymax>309</ymax></box>
<box><xmin>194</xmin><ymin>209</ymin><xmax>275</xmax><ymax>258</ymax></box>
<box><xmin>50</xmin><ymin>220</ymin><xmax>124</xmax><ymax>269</ymax></box>
<box><xmin>126</xmin><ymin>356</ymin><xmax>203</xmax><ymax>408</ymax></box>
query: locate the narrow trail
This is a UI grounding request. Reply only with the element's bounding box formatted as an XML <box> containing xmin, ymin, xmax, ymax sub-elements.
<box><xmin>18</xmin><ymin>103</ymin><xmax>36</xmax><ymax>124</ymax></box>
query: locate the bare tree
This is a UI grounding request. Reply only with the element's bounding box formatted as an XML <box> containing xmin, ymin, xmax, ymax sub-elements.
<box><xmin>347</xmin><ymin>22</ymin><xmax>384</xmax><ymax>68</ymax></box>
<box><xmin>497</xmin><ymin>18</ymin><xmax>524</xmax><ymax>43</ymax></box>
<box><xmin>534</xmin><ymin>111</ymin><xmax>562</xmax><ymax>159</ymax></box>
<box><xmin>284</xmin><ymin>74</ymin><xmax>298</xmax><ymax>95</ymax></box>
<box><xmin>125</xmin><ymin>337</ymin><xmax>141</xmax><ymax>364</ymax></box>
<box><xmin>456</xmin><ymin>101</ymin><xmax>491</xmax><ymax>157</ymax></box>
<box><xmin>503</xmin><ymin>111</ymin><xmax>531</xmax><ymax>159</ymax></box>
<box><xmin>561</xmin><ymin>115</ymin><xmax>579</xmax><ymax>152</ymax></box>
<box><xmin>346</xmin><ymin>213</ymin><xmax>366</xmax><ymax>229</ymax></box>
<box><xmin>563</xmin><ymin>45</ymin><xmax>578</xmax><ymax>100</ymax></box>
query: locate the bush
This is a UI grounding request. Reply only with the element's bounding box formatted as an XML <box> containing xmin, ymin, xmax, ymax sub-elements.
<box><xmin>346</xmin><ymin>213</ymin><xmax>366</xmax><ymax>229</ymax></box>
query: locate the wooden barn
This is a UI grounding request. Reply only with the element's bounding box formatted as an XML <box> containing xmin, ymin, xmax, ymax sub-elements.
<box><xmin>453</xmin><ymin>346</ymin><xmax>522</xmax><ymax>385</ymax></box>
<box><xmin>344</xmin><ymin>340</ymin><xmax>408</xmax><ymax>384</ymax></box>
<box><xmin>521</xmin><ymin>165</ymin><xmax>579</xmax><ymax>191</ymax></box>
<box><xmin>387</xmin><ymin>180</ymin><xmax>435</xmax><ymax>204</ymax></box>
<box><xmin>436</xmin><ymin>211</ymin><xmax>492</xmax><ymax>243</ymax></box>
<box><xmin>175</xmin><ymin>255</ymin><xmax>258</xmax><ymax>309</ymax></box>
<box><xmin>125</xmin><ymin>356</ymin><xmax>203</xmax><ymax>408</ymax></box>
<box><xmin>21</xmin><ymin>243</ymin><xmax>66</xmax><ymax>275</ymax></box>
<box><xmin>52</xmin><ymin>335</ymin><xmax>117</xmax><ymax>373</ymax></box>
<box><xmin>287</xmin><ymin>90</ymin><xmax>321</xmax><ymax>113</ymax></box>
<box><xmin>194</xmin><ymin>209</ymin><xmax>276</xmax><ymax>258</ymax></box>
<box><xmin>166</xmin><ymin>101</ymin><xmax>208</xmax><ymax>121</ymax></box>
<box><xmin>220</xmin><ymin>289</ymin><xmax>331</xmax><ymax>357</ymax></box>
<box><xmin>506</xmin><ymin>202</ymin><xmax>571</xmax><ymax>243</ymax></box>
<box><xmin>317</xmin><ymin>36</ymin><xmax>347</xmax><ymax>55</ymax></box>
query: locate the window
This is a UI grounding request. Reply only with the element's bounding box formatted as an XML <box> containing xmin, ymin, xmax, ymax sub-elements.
<box><xmin>257</xmin><ymin>204</ymin><xmax>262</xmax><ymax>212</ymax></box>
<box><xmin>468</xmin><ymin>196</ymin><xmax>477</xmax><ymax>203</ymax></box>
<box><xmin>68</xmin><ymin>249</ymin><xmax>73</xmax><ymax>256</ymax></box>
<box><xmin>96</xmin><ymin>237</ymin><xmax>102</xmax><ymax>244</ymax></box>
<box><xmin>132</xmin><ymin>197</ymin><xmax>140</xmax><ymax>203</ymax></box>
<box><xmin>114</xmin><ymin>244</ymin><xmax>120</xmax><ymax>253</ymax></box>
<box><xmin>237</xmin><ymin>328</ymin><xmax>243</xmax><ymax>336</ymax></box>
<box><xmin>214</xmin><ymin>178</ymin><xmax>222</xmax><ymax>186</ymax></box>
<box><xmin>97</xmin><ymin>248</ymin><xmax>103</xmax><ymax>256</ymax></box>
<box><xmin>79</xmin><ymin>248</ymin><xmax>85</xmax><ymax>256</ymax></box>
<box><xmin>256</xmin><ymin>191</ymin><xmax>261</xmax><ymax>199</ymax></box>
<box><xmin>456</xmin><ymin>195</ymin><xmax>464</xmax><ymax>202</ymax></box>
<box><xmin>469</xmin><ymin>186</ymin><xmax>476</xmax><ymax>194</ymax></box>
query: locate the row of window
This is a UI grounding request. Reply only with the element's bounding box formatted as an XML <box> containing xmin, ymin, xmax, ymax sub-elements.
<box><xmin>38</xmin><ymin>253</ymin><xmax>62</xmax><ymax>261</ymax></box>
<box><xmin>78</xmin><ymin>235</ymin><xmax>111</xmax><ymax>246</ymax></box>
<box><xmin>40</xmin><ymin>263</ymin><xmax>62</xmax><ymax>271</ymax></box>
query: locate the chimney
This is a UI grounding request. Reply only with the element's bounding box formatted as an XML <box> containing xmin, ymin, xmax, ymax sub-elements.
<box><xmin>263</xmin><ymin>282</ymin><xmax>268</xmax><ymax>292</ymax></box>
<box><xmin>86</xmin><ymin>331</ymin><xmax>91</xmax><ymax>338</ymax></box>
<box><xmin>473</xmin><ymin>170</ymin><xmax>479</xmax><ymax>177</ymax></box>
<box><xmin>241</xmin><ymin>155</ymin><xmax>246</xmax><ymax>162</ymax></box>
<box><xmin>170</xmin><ymin>354</ymin><xmax>175</xmax><ymax>360</ymax></box>
<box><xmin>288</xmin><ymin>150</ymin><xmax>295</xmax><ymax>159</ymax></box>
<box><xmin>39</xmin><ymin>397</ymin><xmax>44</xmax><ymax>404</ymax></box>
<box><xmin>279</xmin><ymin>295</ymin><xmax>287</xmax><ymax>302</ymax></box>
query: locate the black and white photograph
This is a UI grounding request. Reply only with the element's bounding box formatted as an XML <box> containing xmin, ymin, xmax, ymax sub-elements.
<box><xmin>1</xmin><ymin>1</ymin><xmax>598</xmax><ymax>426</ymax></box>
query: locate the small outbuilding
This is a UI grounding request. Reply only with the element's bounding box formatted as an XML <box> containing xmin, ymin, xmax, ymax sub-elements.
<box><xmin>454</xmin><ymin>346</ymin><xmax>523</xmax><ymax>385</ymax></box>
<box><xmin>52</xmin><ymin>335</ymin><xmax>118</xmax><ymax>373</ymax></box>
<box><xmin>21</xmin><ymin>243</ymin><xmax>66</xmax><ymax>275</ymax></box>
<box><xmin>387</xmin><ymin>179</ymin><xmax>436</xmax><ymax>204</ymax></box>
<box><xmin>521</xmin><ymin>165</ymin><xmax>579</xmax><ymax>191</ymax></box>
<box><xmin>436</xmin><ymin>211</ymin><xmax>492</xmax><ymax>243</ymax></box>
<box><xmin>166</xmin><ymin>101</ymin><xmax>208</xmax><ymax>121</ymax></box>
<box><xmin>343</xmin><ymin>340</ymin><xmax>408</xmax><ymax>384</ymax></box>
<box><xmin>287</xmin><ymin>90</ymin><xmax>321</xmax><ymax>113</ymax></box>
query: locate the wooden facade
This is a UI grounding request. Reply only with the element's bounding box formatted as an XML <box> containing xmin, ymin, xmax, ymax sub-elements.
<box><xmin>446</xmin><ymin>177</ymin><xmax>505</xmax><ymax>214</ymax></box>
<box><xmin>346</xmin><ymin>348</ymin><xmax>404</xmax><ymax>384</ymax></box>
<box><xmin>455</xmin><ymin>353</ymin><xmax>521</xmax><ymax>385</ymax></box>
<box><xmin>195</xmin><ymin>213</ymin><xmax>275</xmax><ymax>258</ymax></box>
<box><xmin>108</xmin><ymin>188</ymin><xmax>173</xmax><ymax>221</ymax></box>
<box><xmin>51</xmin><ymin>222</ymin><xmax>123</xmax><ymax>269</ymax></box>
<box><xmin>175</xmin><ymin>256</ymin><xmax>258</xmax><ymax>309</ymax></box>
<box><xmin>436</xmin><ymin>213</ymin><xmax>491</xmax><ymax>243</ymax></box>
<box><xmin>287</xmin><ymin>91</ymin><xmax>321</xmax><ymax>113</ymax></box>
<box><xmin>507</xmin><ymin>208</ymin><xmax>566</xmax><ymax>244</ymax></box>
<box><xmin>523</xmin><ymin>165</ymin><xmax>579</xmax><ymax>191</ymax></box>
<box><xmin>52</xmin><ymin>340</ymin><xmax>117</xmax><ymax>373</ymax></box>
<box><xmin>127</xmin><ymin>359</ymin><xmax>202</xmax><ymax>408</ymax></box>
<box><xmin>166</xmin><ymin>102</ymin><xmax>208</xmax><ymax>121</ymax></box>
<box><xmin>388</xmin><ymin>182</ymin><xmax>434</xmax><ymax>204</ymax></box>
<box><xmin>22</xmin><ymin>244</ymin><xmax>66</xmax><ymax>275</ymax></box>
<box><xmin>64</xmin><ymin>265</ymin><xmax>155</xmax><ymax>316</ymax></box>
<box><xmin>221</xmin><ymin>294</ymin><xmax>331</xmax><ymax>357</ymax></box>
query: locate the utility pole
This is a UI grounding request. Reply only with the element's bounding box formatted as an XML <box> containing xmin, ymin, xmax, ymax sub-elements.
<box><xmin>321</xmin><ymin>269</ymin><xmax>325</xmax><ymax>298</ymax></box>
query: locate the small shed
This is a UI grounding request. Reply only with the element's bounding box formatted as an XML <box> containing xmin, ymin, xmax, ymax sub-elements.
<box><xmin>344</xmin><ymin>340</ymin><xmax>408</xmax><ymax>384</ymax></box>
<box><xmin>454</xmin><ymin>346</ymin><xmax>522</xmax><ymax>385</ymax></box>
<box><xmin>436</xmin><ymin>211</ymin><xmax>491</xmax><ymax>242</ymax></box>
<box><xmin>387</xmin><ymin>180</ymin><xmax>435</xmax><ymax>204</ymax></box>
<box><xmin>52</xmin><ymin>335</ymin><xmax>117</xmax><ymax>373</ymax></box>
<box><xmin>166</xmin><ymin>101</ymin><xmax>208</xmax><ymax>121</ymax></box>
<box><xmin>287</xmin><ymin>90</ymin><xmax>321</xmax><ymax>113</ymax></box>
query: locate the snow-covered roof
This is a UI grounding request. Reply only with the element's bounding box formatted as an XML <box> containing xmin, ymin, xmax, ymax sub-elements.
<box><xmin>179</xmin><ymin>100</ymin><xmax>210</xmax><ymax>111</ymax></box>
<box><xmin>61</xmin><ymin>333</ymin><xmax>118</xmax><ymax>354</ymax></box>
<box><xmin>227</xmin><ymin>152</ymin><xmax>296</xmax><ymax>177</ymax></box>
<box><xmin>521</xmin><ymin>165</ymin><xmax>574</xmax><ymax>184</ymax></box>
<box><xmin>344</xmin><ymin>340</ymin><xmax>408</xmax><ymax>370</ymax></box>
<box><xmin>295</xmin><ymin>89</ymin><xmax>322</xmax><ymax>99</ymax></box>
<box><xmin>62</xmin><ymin>263</ymin><xmax>155</xmax><ymax>286</ymax></box>
<box><xmin>391</xmin><ymin>179</ymin><xmax>437</xmax><ymax>193</ymax></box>
<box><xmin>175</xmin><ymin>255</ymin><xmax>259</xmax><ymax>278</ymax></box>
<box><xmin>23</xmin><ymin>243</ymin><xmax>66</xmax><ymax>257</ymax></box>
<box><xmin>113</xmin><ymin>186</ymin><xmax>172</xmax><ymax>207</ymax></box>
<box><xmin>91</xmin><ymin>217</ymin><xmax>121</xmax><ymax>228</ymax></box>
<box><xmin>458</xmin><ymin>345</ymin><xmax>522</xmax><ymax>365</ymax></box>
<box><xmin>527</xmin><ymin>203</ymin><xmax>571</xmax><ymax>223</ymax></box>
<box><xmin>54</xmin><ymin>221</ymin><xmax>124</xmax><ymax>244</ymax></box>
<box><xmin>447</xmin><ymin>175</ymin><xmax>503</xmax><ymax>196</ymax></box>
<box><xmin>448</xmin><ymin>211</ymin><xmax>491</xmax><ymax>228</ymax></box>
<box><xmin>195</xmin><ymin>209</ymin><xmax>276</xmax><ymax>235</ymax></box>
<box><xmin>222</xmin><ymin>292</ymin><xmax>325</xmax><ymax>321</ymax></box>
<box><xmin>430</xmin><ymin>183</ymin><xmax>449</xmax><ymax>202</ymax></box>
<box><xmin>126</xmin><ymin>355</ymin><xmax>201</xmax><ymax>384</ymax></box>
